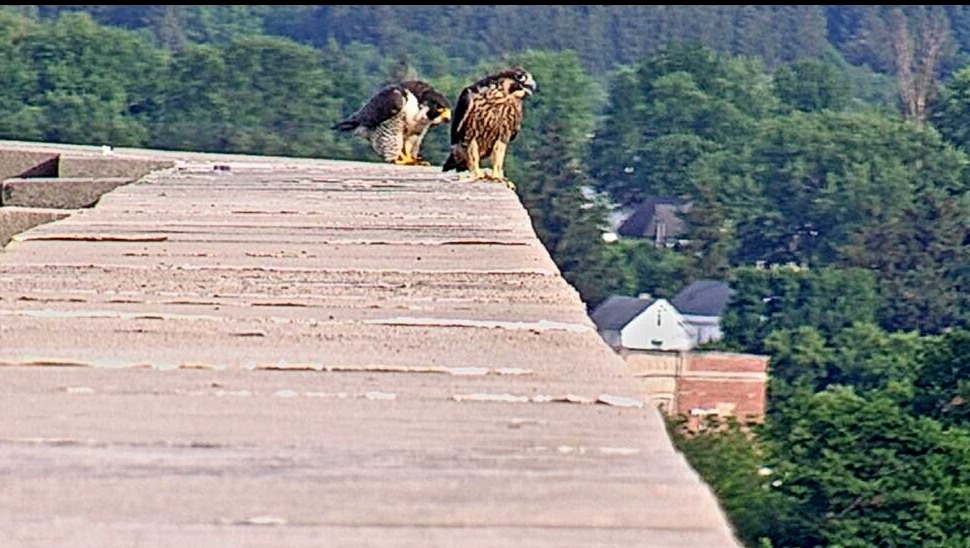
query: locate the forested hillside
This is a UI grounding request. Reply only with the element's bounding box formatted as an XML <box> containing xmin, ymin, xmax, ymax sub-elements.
<box><xmin>2</xmin><ymin>6</ymin><xmax>969</xmax><ymax>547</ymax></box>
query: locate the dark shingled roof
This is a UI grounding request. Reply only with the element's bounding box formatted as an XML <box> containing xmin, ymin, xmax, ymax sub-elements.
<box><xmin>589</xmin><ymin>295</ymin><xmax>654</xmax><ymax>330</ymax></box>
<box><xmin>617</xmin><ymin>197</ymin><xmax>690</xmax><ymax>239</ymax></box>
<box><xmin>672</xmin><ymin>280</ymin><xmax>735</xmax><ymax>317</ymax></box>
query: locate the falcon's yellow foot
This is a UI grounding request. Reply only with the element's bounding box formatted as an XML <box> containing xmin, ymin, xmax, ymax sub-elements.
<box><xmin>394</xmin><ymin>154</ymin><xmax>417</xmax><ymax>165</ymax></box>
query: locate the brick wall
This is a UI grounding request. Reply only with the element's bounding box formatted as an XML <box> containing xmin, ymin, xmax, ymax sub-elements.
<box><xmin>621</xmin><ymin>350</ymin><xmax>769</xmax><ymax>429</ymax></box>
<box><xmin>679</xmin><ymin>352</ymin><xmax>768</xmax><ymax>429</ymax></box>
<box><xmin>685</xmin><ymin>351</ymin><xmax>768</xmax><ymax>374</ymax></box>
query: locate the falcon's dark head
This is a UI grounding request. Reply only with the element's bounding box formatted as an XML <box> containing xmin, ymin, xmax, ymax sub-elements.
<box><xmin>493</xmin><ymin>67</ymin><xmax>538</xmax><ymax>98</ymax></box>
<box><xmin>401</xmin><ymin>80</ymin><xmax>452</xmax><ymax>125</ymax></box>
<box><xmin>421</xmin><ymin>88</ymin><xmax>452</xmax><ymax>125</ymax></box>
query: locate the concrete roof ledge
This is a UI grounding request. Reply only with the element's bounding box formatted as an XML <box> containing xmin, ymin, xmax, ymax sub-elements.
<box><xmin>0</xmin><ymin>142</ymin><xmax>740</xmax><ymax>547</ymax></box>
<box><xmin>0</xmin><ymin>205</ymin><xmax>75</xmax><ymax>248</ymax></box>
<box><xmin>1</xmin><ymin>177</ymin><xmax>135</xmax><ymax>209</ymax></box>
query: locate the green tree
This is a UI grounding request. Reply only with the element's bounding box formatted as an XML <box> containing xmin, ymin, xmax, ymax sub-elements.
<box><xmin>149</xmin><ymin>43</ymin><xmax>232</xmax><ymax>152</ymax></box>
<box><xmin>0</xmin><ymin>11</ymin><xmax>43</xmax><ymax>140</ymax></box>
<box><xmin>933</xmin><ymin>66</ymin><xmax>970</xmax><ymax>152</ymax></box>
<box><xmin>517</xmin><ymin>116</ymin><xmax>619</xmax><ymax>307</ymax></box>
<box><xmin>682</xmin><ymin>180</ymin><xmax>734</xmax><ymax>279</ymax></box>
<box><xmin>762</xmin><ymin>386</ymin><xmax>970</xmax><ymax>547</ymax></box>
<box><xmin>774</xmin><ymin>59</ymin><xmax>851</xmax><ymax>112</ymax></box>
<box><xmin>840</xmin><ymin>189</ymin><xmax>970</xmax><ymax>334</ymax></box>
<box><xmin>669</xmin><ymin>417</ymin><xmax>787</xmax><ymax>547</ymax></box>
<box><xmin>608</xmin><ymin>239</ymin><xmax>692</xmax><ymax>300</ymax></box>
<box><xmin>763</xmin><ymin>325</ymin><xmax>833</xmax><ymax>394</ymax></box>
<box><xmin>502</xmin><ymin>49</ymin><xmax>604</xmax><ymax>173</ymax></box>
<box><xmin>21</xmin><ymin>11</ymin><xmax>167</xmax><ymax>146</ymax></box>
<box><xmin>589</xmin><ymin>45</ymin><xmax>778</xmax><ymax>208</ymax></box>
<box><xmin>714</xmin><ymin>110</ymin><xmax>966</xmax><ymax>268</ymax></box>
<box><xmin>152</xmin><ymin>36</ymin><xmax>348</xmax><ymax>158</ymax></box>
<box><xmin>721</xmin><ymin>266</ymin><xmax>880</xmax><ymax>354</ymax></box>
<box><xmin>829</xmin><ymin>323</ymin><xmax>925</xmax><ymax>393</ymax></box>
<box><xmin>913</xmin><ymin>328</ymin><xmax>970</xmax><ymax>427</ymax></box>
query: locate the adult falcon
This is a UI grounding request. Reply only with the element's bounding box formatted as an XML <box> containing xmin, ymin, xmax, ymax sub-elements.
<box><xmin>333</xmin><ymin>80</ymin><xmax>451</xmax><ymax>165</ymax></box>
<box><xmin>442</xmin><ymin>68</ymin><xmax>538</xmax><ymax>188</ymax></box>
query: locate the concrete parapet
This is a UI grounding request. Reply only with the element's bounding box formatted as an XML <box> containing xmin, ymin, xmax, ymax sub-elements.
<box><xmin>2</xmin><ymin>177</ymin><xmax>134</xmax><ymax>209</ymax></box>
<box><xmin>0</xmin><ymin>150</ymin><xmax>58</xmax><ymax>180</ymax></box>
<box><xmin>58</xmin><ymin>155</ymin><xmax>174</xmax><ymax>179</ymax></box>
<box><xmin>0</xmin><ymin>206</ymin><xmax>72</xmax><ymax>248</ymax></box>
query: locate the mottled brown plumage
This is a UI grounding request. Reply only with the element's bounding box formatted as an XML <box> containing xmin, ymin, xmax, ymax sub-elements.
<box><xmin>443</xmin><ymin>68</ymin><xmax>537</xmax><ymax>187</ymax></box>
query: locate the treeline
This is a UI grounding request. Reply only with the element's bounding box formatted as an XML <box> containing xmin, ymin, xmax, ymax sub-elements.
<box><xmin>17</xmin><ymin>6</ymin><xmax>970</xmax><ymax>81</ymax></box>
<box><xmin>0</xmin><ymin>10</ymin><xmax>466</xmax><ymax>162</ymax></box>
<box><xmin>16</xmin><ymin>5</ymin><xmax>831</xmax><ymax>74</ymax></box>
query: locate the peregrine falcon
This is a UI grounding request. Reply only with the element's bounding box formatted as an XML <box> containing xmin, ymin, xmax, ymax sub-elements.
<box><xmin>442</xmin><ymin>68</ymin><xmax>538</xmax><ymax>187</ymax></box>
<box><xmin>333</xmin><ymin>80</ymin><xmax>452</xmax><ymax>165</ymax></box>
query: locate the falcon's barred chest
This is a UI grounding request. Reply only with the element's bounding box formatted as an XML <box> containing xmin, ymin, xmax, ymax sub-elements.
<box><xmin>463</xmin><ymin>87</ymin><xmax>524</xmax><ymax>158</ymax></box>
<box><xmin>369</xmin><ymin>93</ymin><xmax>418</xmax><ymax>163</ymax></box>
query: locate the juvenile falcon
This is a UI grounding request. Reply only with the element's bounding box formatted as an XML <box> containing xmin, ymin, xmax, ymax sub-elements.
<box><xmin>333</xmin><ymin>80</ymin><xmax>451</xmax><ymax>165</ymax></box>
<box><xmin>442</xmin><ymin>68</ymin><xmax>538</xmax><ymax>188</ymax></box>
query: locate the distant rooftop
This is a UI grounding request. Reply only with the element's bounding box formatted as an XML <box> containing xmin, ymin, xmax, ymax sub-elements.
<box><xmin>673</xmin><ymin>279</ymin><xmax>735</xmax><ymax>317</ymax></box>
<box><xmin>590</xmin><ymin>294</ymin><xmax>654</xmax><ymax>330</ymax></box>
<box><xmin>617</xmin><ymin>196</ymin><xmax>691</xmax><ymax>240</ymax></box>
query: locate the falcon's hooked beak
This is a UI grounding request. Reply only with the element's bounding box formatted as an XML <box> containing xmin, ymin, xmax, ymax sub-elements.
<box><xmin>429</xmin><ymin>107</ymin><xmax>451</xmax><ymax>126</ymax></box>
<box><xmin>523</xmin><ymin>75</ymin><xmax>538</xmax><ymax>96</ymax></box>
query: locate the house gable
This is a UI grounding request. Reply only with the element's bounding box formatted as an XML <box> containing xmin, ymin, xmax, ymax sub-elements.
<box><xmin>620</xmin><ymin>299</ymin><xmax>696</xmax><ymax>351</ymax></box>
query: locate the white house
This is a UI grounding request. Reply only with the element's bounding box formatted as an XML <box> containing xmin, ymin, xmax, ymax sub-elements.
<box><xmin>590</xmin><ymin>295</ymin><xmax>697</xmax><ymax>352</ymax></box>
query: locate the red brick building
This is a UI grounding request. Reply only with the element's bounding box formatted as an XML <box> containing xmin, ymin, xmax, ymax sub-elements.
<box><xmin>621</xmin><ymin>349</ymin><xmax>768</xmax><ymax>431</ymax></box>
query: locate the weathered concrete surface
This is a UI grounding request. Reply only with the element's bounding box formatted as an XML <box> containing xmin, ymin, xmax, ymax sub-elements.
<box><xmin>0</xmin><ymin>206</ymin><xmax>73</xmax><ymax>247</ymax></box>
<box><xmin>0</xmin><ymin>147</ymin><xmax>174</xmax><ymax>182</ymax></box>
<box><xmin>57</xmin><ymin>154</ymin><xmax>175</xmax><ymax>179</ymax></box>
<box><xmin>0</xmin><ymin>149</ymin><xmax>58</xmax><ymax>180</ymax></box>
<box><xmin>1</xmin><ymin>177</ymin><xmax>134</xmax><ymax>208</ymax></box>
<box><xmin>0</xmin><ymin>144</ymin><xmax>740</xmax><ymax>547</ymax></box>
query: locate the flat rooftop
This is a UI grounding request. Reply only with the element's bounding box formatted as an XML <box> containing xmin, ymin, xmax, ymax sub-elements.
<box><xmin>0</xmin><ymin>142</ymin><xmax>739</xmax><ymax>547</ymax></box>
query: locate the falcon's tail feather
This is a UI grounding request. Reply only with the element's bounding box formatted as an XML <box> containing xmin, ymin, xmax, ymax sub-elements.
<box><xmin>442</xmin><ymin>147</ymin><xmax>468</xmax><ymax>172</ymax></box>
